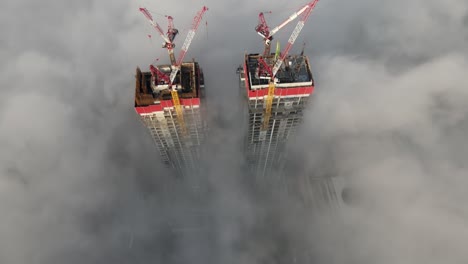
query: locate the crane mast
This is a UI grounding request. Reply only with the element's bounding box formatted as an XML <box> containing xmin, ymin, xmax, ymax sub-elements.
<box><xmin>259</xmin><ymin>0</ymin><xmax>319</xmax><ymax>131</ymax></box>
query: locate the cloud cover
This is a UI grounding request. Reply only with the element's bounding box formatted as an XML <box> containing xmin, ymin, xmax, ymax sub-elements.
<box><xmin>1</xmin><ymin>0</ymin><xmax>468</xmax><ymax>263</ymax></box>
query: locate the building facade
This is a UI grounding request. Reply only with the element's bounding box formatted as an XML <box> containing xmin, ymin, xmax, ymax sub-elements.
<box><xmin>134</xmin><ymin>61</ymin><xmax>205</xmax><ymax>176</ymax></box>
<box><xmin>239</xmin><ymin>53</ymin><xmax>314</xmax><ymax>181</ymax></box>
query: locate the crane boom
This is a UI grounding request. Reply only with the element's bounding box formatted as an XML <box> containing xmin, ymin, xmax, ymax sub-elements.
<box><xmin>257</xmin><ymin>57</ymin><xmax>273</xmax><ymax>78</ymax></box>
<box><xmin>169</xmin><ymin>6</ymin><xmax>208</xmax><ymax>84</ymax></box>
<box><xmin>139</xmin><ymin>7</ymin><xmax>177</xmax><ymax>65</ymax></box>
<box><xmin>139</xmin><ymin>8</ymin><xmax>171</xmax><ymax>44</ymax></box>
<box><xmin>272</xmin><ymin>0</ymin><xmax>319</xmax><ymax>77</ymax></box>
<box><xmin>260</xmin><ymin>0</ymin><xmax>319</xmax><ymax>131</ymax></box>
<box><xmin>255</xmin><ymin>4</ymin><xmax>309</xmax><ymax>56</ymax></box>
<box><xmin>269</xmin><ymin>4</ymin><xmax>309</xmax><ymax>37</ymax></box>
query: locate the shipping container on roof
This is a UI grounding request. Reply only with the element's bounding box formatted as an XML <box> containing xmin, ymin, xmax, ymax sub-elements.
<box><xmin>135</xmin><ymin>61</ymin><xmax>206</xmax><ymax>176</ymax></box>
<box><xmin>239</xmin><ymin>52</ymin><xmax>315</xmax><ymax>181</ymax></box>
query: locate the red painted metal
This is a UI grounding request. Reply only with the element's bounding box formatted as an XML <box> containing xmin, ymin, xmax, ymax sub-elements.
<box><xmin>243</xmin><ymin>60</ymin><xmax>314</xmax><ymax>99</ymax></box>
<box><xmin>246</xmin><ymin>86</ymin><xmax>314</xmax><ymax>99</ymax></box>
<box><xmin>139</xmin><ymin>7</ymin><xmax>171</xmax><ymax>44</ymax></box>
<box><xmin>175</xmin><ymin>6</ymin><xmax>209</xmax><ymax>66</ymax></box>
<box><xmin>272</xmin><ymin>0</ymin><xmax>319</xmax><ymax>77</ymax></box>
<box><xmin>149</xmin><ymin>64</ymin><xmax>170</xmax><ymax>84</ymax></box>
<box><xmin>255</xmin><ymin>12</ymin><xmax>271</xmax><ymax>39</ymax></box>
<box><xmin>257</xmin><ymin>57</ymin><xmax>273</xmax><ymax>78</ymax></box>
<box><xmin>135</xmin><ymin>98</ymin><xmax>201</xmax><ymax>114</ymax></box>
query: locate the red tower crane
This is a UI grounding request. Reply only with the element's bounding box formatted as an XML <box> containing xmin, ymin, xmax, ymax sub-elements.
<box><xmin>139</xmin><ymin>6</ymin><xmax>208</xmax><ymax>88</ymax></box>
<box><xmin>257</xmin><ymin>0</ymin><xmax>320</xmax><ymax>130</ymax></box>
<box><xmin>255</xmin><ymin>3</ymin><xmax>311</xmax><ymax>57</ymax></box>
<box><xmin>139</xmin><ymin>6</ymin><xmax>208</xmax><ymax>136</ymax></box>
<box><xmin>139</xmin><ymin>8</ymin><xmax>178</xmax><ymax>65</ymax></box>
<box><xmin>169</xmin><ymin>6</ymin><xmax>209</xmax><ymax>84</ymax></box>
<box><xmin>149</xmin><ymin>65</ymin><xmax>170</xmax><ymax>85</ymax></box>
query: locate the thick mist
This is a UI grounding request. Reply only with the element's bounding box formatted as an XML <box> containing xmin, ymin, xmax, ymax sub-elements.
<box><xmin>1</xmin><ymin>0</ymin><xmax>468</xmax><ymax>263</ymax></box>
<box><xmin>291</xmin><ymin>0</ymin><xmax>468</xmax><ymax>263</ymax></box>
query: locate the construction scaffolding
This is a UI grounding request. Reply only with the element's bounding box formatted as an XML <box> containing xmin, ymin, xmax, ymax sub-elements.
<box><xmin>240</xmin><ymin>53</ymin><xmax>315</xmax><ymax>181</ymax></box>
<box><xmin>135</xmin><ymin>61</ymin><xmax>206</xmax><ymax>176</ymax></box>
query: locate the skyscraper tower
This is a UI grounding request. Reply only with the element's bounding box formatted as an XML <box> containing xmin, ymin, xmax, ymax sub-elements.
<box><xmin>135</xmin><ymin>62</ymin><xmax>205</xmax><ymax>176</ymax></box>
<box><xmin>135</xmin><ymin>6</ymin><xmax>208</xmax><ymax>176</ymax></box>
<box><xmin>239</xmin><ymin>1</ymin><xmax>319</xmax><ymax>180</ymax></box>
<box><xmin>240</xmin><ymin>54</ymin><xmax>314</xmax><ymax>179</ymax></box>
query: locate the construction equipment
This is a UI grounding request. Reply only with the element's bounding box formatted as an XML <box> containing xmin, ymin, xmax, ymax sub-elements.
<box><xmin>166</xmin><ymin>16</ymin><xmax>179</xmax><ymax>43</ymax></box>
<box><xmin>255</xmin><ymin>3</ymin><xmax>311</xmax><ymax>57</ymax></box>
<box><xmin>149</xmin><ymin>64</ymin><xmax>170</xmax><ymax>89</ymax></box>
<box><xmin>140</xmin><ymin>6</ymin><xmax>208</xmax><ymax>137</ymax></box>
<box><xmin>168</xmin><ymin>6</ymin><xmax>208</xmax><ymax>137</ymax></box>
<box><xmin>171</xmin><ymin>90</ymin><xmax>186</xmax><ymax>135</ymax></box>
<box><xmin>169</xmin><ymin>6</ymin><xmax>209</xmax><ymax>84</ymax></box>
<box><xmin>149</xmin><ymin>64</ymin><xmax>187</xmax><ymax>135</ymax></box>
<box><xmin>258</xmin><ymin>0</ymin><xmax>320</xmax><ymax>131</ymax></box>
<box><xmin>139</xmin><ymin>8</ymin><xmax>178</xmax><ymax>65</ymax></box>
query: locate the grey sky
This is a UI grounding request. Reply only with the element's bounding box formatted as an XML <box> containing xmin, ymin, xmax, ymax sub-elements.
<box><xmin>1</xmin><ymin>0</ymin><xmax>468</xmax><ymax>263</ymax></box>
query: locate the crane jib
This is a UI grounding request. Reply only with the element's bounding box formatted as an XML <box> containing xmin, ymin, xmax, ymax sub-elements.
<box><xmin>181</xmin><ymin>30</ymin><xmax>195</xmax><ymax>53</ymax></box>
<box><xmin>269</xmin><ymin>5</ymin><xmax>308</xmax><ymax>37</ymax></box>
<box><xmin>139</xmin><ymin>8</ymin><xmax>171</xmax><ymax>44</ymax></box>
<box><xmin>288</xmin><ymin>22</ymin><xmax>304</xmax><ymax>44</ymax></box>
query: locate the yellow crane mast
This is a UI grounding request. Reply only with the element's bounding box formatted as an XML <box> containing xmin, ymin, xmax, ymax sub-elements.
<box><xmin>171</xmin><ymin>89</ymin><xmax>187</xmax><ymax>136</ymax></box>
<box><xmin>262</xmin><ymin>81</ymin><xmax>276</xmax><ymax>130</ymax></box>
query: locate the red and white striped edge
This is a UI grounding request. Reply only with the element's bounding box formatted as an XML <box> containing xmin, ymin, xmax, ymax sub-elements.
<box><xmin>135</xmin><ymin>98</ymin><xmax>200</xmax><ymax>115</ymax></box>
<box><xmin>247</xmin><ymin>86</ymin><xmax>314</xmax><ymax>99</ymax></box>
<box><xmin>243</xmin><ymin>62</ymin><xmax>314</xmax><ymax>99</ymax></box>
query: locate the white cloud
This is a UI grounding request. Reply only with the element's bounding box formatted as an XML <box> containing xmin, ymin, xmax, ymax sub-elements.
<box><xmin>1</xmin><ymin>0</ymin><xmax>468</xmax><ymax>263</ymax></box>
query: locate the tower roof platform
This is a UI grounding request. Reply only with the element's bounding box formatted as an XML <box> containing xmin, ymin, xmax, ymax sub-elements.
<box><xmin>134</xmin><ymin>61</ymin><xmax>203</xmax><ymax>114</ymax></box>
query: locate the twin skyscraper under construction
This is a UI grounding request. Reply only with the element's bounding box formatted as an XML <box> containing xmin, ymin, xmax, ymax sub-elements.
<box><xmin>134</xmin><ymin>1</ymin><xmax>323</xmax><ymax>181</ymax></box>
<box><xmin>133</xmin><ymin>1</ymin><xmax>342</xmax><ymax>209</ymax></box>
<box><xmin>132</xmin><ymin>2</ymin><xmax>343</xmax><ymax>261</ymax></box>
